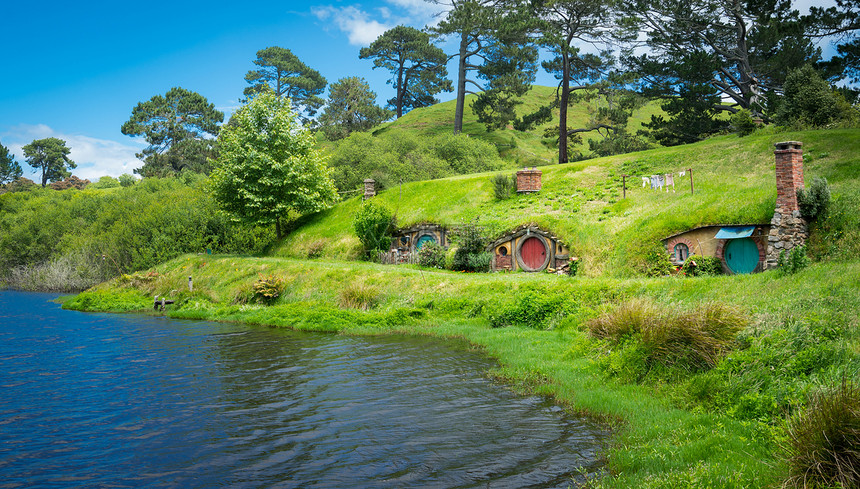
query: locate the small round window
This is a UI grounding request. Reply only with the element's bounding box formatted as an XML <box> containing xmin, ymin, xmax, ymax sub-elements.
<box><xmin>674</xmin><ymin>243</ymin><xmax>689</xmax><ymax>262</ymax></box>
<box><xmin>498</xmin><ymin>245</ymin><xmax>508</xmax><ymax>256</ymax></box>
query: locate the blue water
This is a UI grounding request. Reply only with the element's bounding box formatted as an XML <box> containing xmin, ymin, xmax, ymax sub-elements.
<box><xmin>0</xmin><ymin>290</ymin><xmax>606</xmax><ymax>488</ymax></box>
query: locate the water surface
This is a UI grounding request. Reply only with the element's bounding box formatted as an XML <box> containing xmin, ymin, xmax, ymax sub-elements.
<box><xmin>0</xmin><ymin>290</ymin><xmax>606</xmax><ymax>488</ymax></box>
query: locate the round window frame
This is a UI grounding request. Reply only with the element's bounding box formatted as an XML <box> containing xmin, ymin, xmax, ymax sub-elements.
<box><xmin>413</xmin><ymin>233</ymin><xmax>438</xmax><ymax>251</ymax></box>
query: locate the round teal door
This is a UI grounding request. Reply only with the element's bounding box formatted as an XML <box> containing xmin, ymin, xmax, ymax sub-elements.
<box><xmin>415</xmin><ymin>234</ymin><xmax>437</xmax><ymax>249</ymax></box>
<box><xmin>725</xmin><ymin>238</ymin><xmax>759</xmax><ymax>274</ymax></box>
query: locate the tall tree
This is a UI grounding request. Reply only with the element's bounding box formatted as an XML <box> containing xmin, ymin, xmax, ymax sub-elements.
<box><xmin>430</xmin><ymin>0</ymin><xmax>538</xmax><ymax>133</ymax></box>
<box><xmin>210</xmin><ymin>92</ymin><xmax>338</xmax><ymax>240</ymax></box>
<box><xmin>121</xmin><ymin>87</ymin><xmax>223</xmax><ymax>177</ymax></box>
<box><xmin>318</xmin><ymin>77</ymin><xmax>393</xmax><ymax>141</ymax></box>
<box><xmin>0</xmin><ymin>141</ymin><xmax>23</xmax><ymax>185</ymax></box>
<box><xmin>618</xmin><ymin>0</ymin><xmax>820</xmax><ymax>143</ymax></box>
<box><xmin>360</xmin><ymin>26</ymin><xmax>453</xmax><ymax>118</ymax></box>
<box><xmin>243</xmin><ymin>46</ymin><xmax>328</xmax><ymax>120</ymax></box>
<box><xmin>533</xmin><ymin>0</ymin><xmax>615</xmax><ymax>164</ymax></box>
<box><xmin>809</xmin><ymin>0</ymin><xmax>860</xmax><ymax>83</ymax></box>
<box><xmin>22</xmin><ymin>138</ymin><xmax>75</xmax><ymax>187</ymax></box>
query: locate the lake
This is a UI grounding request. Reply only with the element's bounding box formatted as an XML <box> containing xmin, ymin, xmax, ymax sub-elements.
<box><xmin>0</xmin><ymin>290</ymin><xmax>606</xmax><ymax>488</ymax></box>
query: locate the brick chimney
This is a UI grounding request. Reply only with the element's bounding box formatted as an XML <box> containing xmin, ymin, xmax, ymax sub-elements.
<box><xmin>774</xmin><ymin>141</ymin><xmax>804</xmax><ymax>214</ymax></box>
<box><xmin>516</xmin><ymin>167</ymin><xmax>542</xmax><ymax>193</ymax></box>
<box><xmin>766</xmin><ymin>141</ymin><xmax>808</xmax><ymax>269</ymax></box>
<box><xmin>363</xmin><ymin>178</ymin><xmax>376</xmax><ymax>200</ymax></box>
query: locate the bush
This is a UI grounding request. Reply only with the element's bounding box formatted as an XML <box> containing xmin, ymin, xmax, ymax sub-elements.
<box><xmin>797</xmin><ymin>176</ymin><xmax>831</xmax><ymax>222</ymax></box>
<box><xmin>252</xmin><ymin>275</ymin><xmax>284</xmax><ymax>305</ymax></box>
<box><xmin>417</xmin><ymin>241</ymin><xmax>446</xmax><ymax>269</ymax></box>
<box><xmin>778</xmin><ymin>245</ymin><xmax>810</xmax><ymax>274</ymax></box>
<box><xmin>450</xmin><ymin>219</ymin><xmax>490</xmax><ymax>272</ymax></box>
<box><xmin>491</xmin><ymin>173</ymin><xmax>515</xmax><ymax>200</ymax></box>
<box><xmin>339</xmin><ymin>282</ymin><xmax>380</xmax><ymax>310</ymax></box>
<box><xmin>730</xmin><ymin>108</ymin><xmax>757</xmax><ymax>137</ymax></box>
<box><xmin>775</xmin><ymin>65</ymin><xmax>848</xmax><ymax>128</ymax></box>
<box><xmin>784</xmin><ymin>379</ymin><xmax>860</xmax><ymax>489</ymax></box>
<box><xmin>90</xmin><ymin>176</ymin><xmax>120</xmax><ymax>189</ymax></box>
<box><xmin>681</xmin><ymin>255</ymin><xmax>723</xmax><ymax>277</ymax></box>
<box><xmin>587</xmin><ymin>299</ymin><xmax>747</xmax><ymax>371</ymax></box>
<box><xmin>352</xmin><ymin>200</ymin><xmax>394</xmax><ymax>258</ymax></box>
<box><xmin>643</xmin><ymin>242</ymin><xmax>674</xmax><ymax>277</ymax></box>
<box><xmin>118</xmin><ymin>173</ymin><xmax>137</xmax><ymax>187</ymax></box>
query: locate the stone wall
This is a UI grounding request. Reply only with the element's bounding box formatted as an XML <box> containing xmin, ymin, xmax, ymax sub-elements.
<box><xmin>766</xmin><ymin>141</ymin><xmax>809</xmax><ymax>269</ymax></box>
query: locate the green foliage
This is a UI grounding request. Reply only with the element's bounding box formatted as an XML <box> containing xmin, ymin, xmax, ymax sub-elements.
<box><xmin>681</xmin><ymin>256</ymin><xmax>723</xmax><ymax>277</ymax></box>
<box><xmin>807</xmin><ymin>189</ymin><xmax>860</xmax><ymax>261</ymax></box>
<box><xmin>487</xmin><ymin>289</ymin><xmax>570</xmax><ymax>329</ymax></box>
<box><xmin>491</xmin><ymin>173</ymin><xmax>515</xmax><ymax>200</ymax></box>
<box><xmin>252</xmin><ymin>274</ymin><xmax>284</xmax><ymax>305</ymax></box>
<box><xmin>118</xmin><ymin>173</ymin><xmax>137</xmax><ymax>187</ymax></box>
<box><xmin>90</xmin><ymin>176</ymin><xmax>120</xmax><ymax>189</ymax></box>
<box><xmin>326</xmin><ymin>130</ymin><xmax>504</xmax><ymax>192</ymax></box>
<box><xmin>450</xmin><ymin>219</ymin><xmax>491</xmax><ymax>272</ymax></box>
<box><xmin>210</xmin><ymin>91</ymin><xmax>338</xmax><ymax>238</ymax></box>
<box><xmin>121</xmin><ymin>87</ymin><xmax>223</xmax><ymax>177</ymax></box>
<box><xmin>0</xmin><ymin>141</ymin><xmax>23</xmax><ymax>185</ymax></box>
<box><xmin>49</xmin><ymin>176</ymin><xmax>90</xmax><ymax>191</ymax></box>
<box><xmin>730</xmin><ymin>109</ymin><xmax>757</xmax><ymax>137</ymax></box>
<box><xmin>777</xmin><ymin>245</ymin><xmax>810</xmax><ymax>274</ymax></box>
<box><xmin>588</xmin><ymin>299</ymin><xmax>748</xmax><ymax>373</ymax></box>
<box><xmin>797</xmin><ymin>176</ymin><xmax>831</xmax><ymax>221</ymax></box>
<box><xmin>642</xmin><ymin>242</ymin><xmax>674</xmax><ymax>277</ymax></box>
<box><xmin>417</xmin><ymin>241</ymin><xmax>446</xmax><ymax>269</ymax></box>
<box><xmin>243</xmin><ymin>46</ymin><xmax>327</xmax><ymax>120</ymax></box>
<box><xmin>339</xmin><ymin>282</ymin><xmax>381</xmax><ymax>310</ymax></box>
<box><xmin>775</xmin><ymin>65</ymin><xmax>850</xmax><ymax>128</ymax></box>
<box><xmin>352</xmin><ymin>199</ymin><xmax>394</xmax><ymax>256</ymax></box>
<box><xmin>319</xmin><ymin>77</ymin><xmax>393</xmax><ymax>140</ymax></box>
<box><xmin>359</xmin><ymin>25</ymin><xmax>452</xmax><ymax>118</ymax></box>
<box><xmin>644</xmin><ymin>83</ymin><xmax>730</xmax><ymax>146</ymax></box>
<box><xmin>22</xmin><ymin>137</ymin><xmax>76</xmax><ymax>187</ymax></box>
<box><xmin>784</xmin><ymin>379</ymin><xmax>860</xmax><ymax>489</ymax></box>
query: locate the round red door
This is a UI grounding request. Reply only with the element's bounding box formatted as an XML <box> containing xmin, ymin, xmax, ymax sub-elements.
<box><xmin>520</xmin><ymin>237</ymin><xmax>547</xmax><ymax>270</ymax></box>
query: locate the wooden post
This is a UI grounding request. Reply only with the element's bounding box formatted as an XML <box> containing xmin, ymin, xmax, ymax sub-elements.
<box><xmin>688</xmin><ymin>168</ymin><xmax>694</xmax><ymax>195</ymax></box>
<box><xmin>622</xmin><ymin>174</ymin><xmax>628</xmax><ymax>199</ymax></box>
<box><xmin>188</xmin><ymin>276</ymin><xmax>193</xmax><ymax>292</ymax></box>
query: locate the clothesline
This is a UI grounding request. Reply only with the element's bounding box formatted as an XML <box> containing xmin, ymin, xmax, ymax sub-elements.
<box><xmin>621</xmin><ymin>168</ymin><xmax>695</xmax><ymax>197</ymax></box>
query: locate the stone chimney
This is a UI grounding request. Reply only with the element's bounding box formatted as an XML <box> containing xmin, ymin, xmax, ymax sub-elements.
<box><xmin>766</xmin><ymin>141</ymin><xmax>808</xmax><ymax>269</ymax></box>
<box><xmin>516</xmin><ymin>167</ymin><xmax>542</xmax><ymax>193</ymax></box>
<box><xmin>363</xmin><ymin>178</ymin><xmax>376</xmax><ymax>200</ymax></box>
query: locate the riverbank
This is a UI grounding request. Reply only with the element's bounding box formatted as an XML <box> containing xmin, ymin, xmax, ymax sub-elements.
<box><xmin>63</xmin><ymin>254</ymin><xmax>860</xmax><ymax>488</ymax></box>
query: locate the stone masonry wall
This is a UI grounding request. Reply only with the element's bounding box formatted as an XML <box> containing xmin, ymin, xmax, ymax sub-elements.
<box><xmin>766</xmin><ymin>141</ymin><xmax>809</xmax><ymax>269</ymax></box>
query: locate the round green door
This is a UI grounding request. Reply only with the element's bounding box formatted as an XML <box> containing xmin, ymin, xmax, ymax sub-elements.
<box><xmin>415</xmin><ymin>234</ymin><xmax>437</xmax><ymax>249</ymax></box>
<box><xmin>725</xmin><ymin>238</ymin><xmax>759</xmax><ymax>274</ymax></box>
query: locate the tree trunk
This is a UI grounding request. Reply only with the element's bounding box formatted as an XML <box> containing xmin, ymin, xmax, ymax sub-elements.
<box><xmin>454</xmin><ymin>31</ymin><xmax>470</xmax><ymax>135</ymax></box>
<box><xmin>558</xmin><ymin>51</ymin><xmax>571</xmax><ymax>165</ymax></box>
<box><xmin>396</xmin><ymin>63</ymin><xmax>405</xmax><ymax>118</ymax></box>
<box><xmin>275</xmin><ymin>219</ymin><xmax>282</xmax><ymax>240</ymax></box>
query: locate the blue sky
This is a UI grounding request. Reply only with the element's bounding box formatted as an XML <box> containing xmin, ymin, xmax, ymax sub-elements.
<box><xmin>0</xmin><ymin>0</ymin><xmax>835</xmax><ymax>180</ymax></box>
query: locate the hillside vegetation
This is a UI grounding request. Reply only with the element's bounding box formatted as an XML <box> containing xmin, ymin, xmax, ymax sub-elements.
<box><xmin>280</xmin><ymin>128</ymin><xmax>860</xmax><ymax>277</ymax></box>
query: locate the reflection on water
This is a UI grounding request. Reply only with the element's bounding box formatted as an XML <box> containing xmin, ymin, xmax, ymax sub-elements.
<box><xmin>0</xmin><ymin>290</ymin><xmax>606</xmax><ymax>488</ymax></box>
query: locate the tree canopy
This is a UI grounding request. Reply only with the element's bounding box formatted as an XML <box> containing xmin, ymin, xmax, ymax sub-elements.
<box><xmin>360</xmin><ymin>25</ymin><xmax>453</xmax><ymax>118</ymax></box>
<box><xmin>318</xmin><ymin>77</ymin><xmax>393</xmax><ymax>141</ymax></box>
<box><xmin>243</xmin><ymin>46</ymin><xmax>328</xmax><ymax>120</ymax></box>
<box><xmin>0</xmin><ymin>141</ymin><xmax>23</xmax><ymax>185</ymax></box>
<box><xmin>210</xmin><ymin>92</ymin><xmax>338</xmax><ymax>239</ymax></box>
<box><xmin>121</xmin><ymin>87</ymin><xmax>223</xmax><ymax>177</ymax></box>
<box><xmin>22</xmin><ymin>138</ymin><xmax>75</xmax><ymax>187</ymax></box>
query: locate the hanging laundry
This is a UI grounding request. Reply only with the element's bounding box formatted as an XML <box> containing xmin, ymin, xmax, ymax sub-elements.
<box><xmin>679</xmin><ymin>170</ymin><xmax>686</xmax><ymax>176</ymax></box>
<box><xmin>656</xmin><ymin>174</ymin><xmax>665</xmax><ymax>190</ymax></box>
<box><xmin>642</xmin><ymin>176</ymin><xmax>649</xmax><ymax>188</ymax></box>
<box><xmin>650</xmin><ymin>175</ymin><xmax>659</xmax><ymax>190</ymax></box>
<box><xmin>665</xmin><ymin>173</ymin><xmax>675</xmax><ymax>193</ymax></box>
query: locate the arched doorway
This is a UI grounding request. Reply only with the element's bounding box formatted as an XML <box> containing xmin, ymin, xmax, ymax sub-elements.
<box><xmin>415</xmin><ymin>234</ymin><xmax>437</xmax><ymax>250</ymax></box>
<box><xmin>517</xmin><ymin>236</ymin><xmax>549</xmax><ymax>271</ymax></box>
<box><xmin>724</xmin><ymin>238</ymin><xmax>759</xmax><ymax>274</ymax></box>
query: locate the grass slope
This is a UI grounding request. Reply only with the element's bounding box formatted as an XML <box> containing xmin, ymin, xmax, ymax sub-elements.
<box><xmin>280</xmin><ymin>128</ymin><xmax>860</xmax><ymax>277</ymax></box>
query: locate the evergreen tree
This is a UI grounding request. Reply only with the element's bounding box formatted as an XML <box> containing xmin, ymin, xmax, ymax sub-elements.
<box><xmin>319</xmin><ymin>77</ymin><xmax>393</xmax><ymax>141</ymax></box>
<box><xmin>243</xmin><ymin>46</ymin><xmax>328</xmax><ymax>120</ymax></box>
<box><xmin>22</xmin><ymin>138</ymin><xmax>75</xmax><ymax>187</ymax></box>
<box><xmin>0</xmin><ymin>141</ymin><xmax>23</xmax><ymax>185</ymax></box>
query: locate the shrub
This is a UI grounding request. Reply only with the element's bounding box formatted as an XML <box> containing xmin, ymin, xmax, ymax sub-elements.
<box><xmin>797</xmin><ymin>176</ymin><xmax>831</xmax><ymax>221</ymax></box>
<box><xmin>339</xmin><ymin>282</ymin><xmax>380</xmax><ymax>310</ymax></box>
<box><xmin>417</xmin><ymin>241</ymin><xmax>446</xmax><ymax>269</ymax></box>
<box><xmin>681</xmin><ymin>255</ymin><xmax>723</xmax><ymax>277</ymax></box>
<box><xmin>643</xmin><ymin>242</ymin><xmax>674</xmax><ymax>277</ymax></box>
<box><xmin>450</xmin><ymin>219</ymin><xmax>490</xmax><ymax>272</ymax></box>
<box><xmin>730</xmin><ymin>108</ymin><xmax>757</xmax><ymax>137</ymax></box>
<box><xmin>118</xmin><ymin>173</ymin><xmax>137</xmax><ymax>187</ymax></box>
<box><xmin>252</xmin><ymin>275</ymin><xmax>284</xmax><ymax>305</ymax></box>
<box><xmin>90</xmin><ymin>176</ymin><xmax>120</xmax><ymax>189</ymax></box>
<box><xmin>784</xmin><ymin>379</ymin><xmax>860</xmax><ymax>489</ymax></box>
<box><xmin>775</xmin><ymin>65</ymin><xmax>847</xmax><ymax>128</ymax></box>
<box><xmin>778</xmin><ymin>245</ymin><xmax>810</xmax><ymax>274</ymax></box>
<box><xmin>491</xmin><ymin>173</ymin><xmax>515</xmax><ymax>200</ymax></box>
<box><xmin>587</xmin><ymin>299</ymin><xmax>747</xmax><ymax>371</ymax></box>
<box><xmin>352</xmin><ymin>200</ymin><xmax>395</xmax><ymax>258</ymax></box>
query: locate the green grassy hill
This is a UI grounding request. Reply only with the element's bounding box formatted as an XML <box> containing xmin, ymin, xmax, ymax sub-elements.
<box><xmin>279</xmin><ymin>128</ymin><xmax>860</xmax><ymax>277</ymax></box>
<box><xmin>368</xmin><ymin>85</ymin><xmax>665</xmax><ymax>165</ymax></box>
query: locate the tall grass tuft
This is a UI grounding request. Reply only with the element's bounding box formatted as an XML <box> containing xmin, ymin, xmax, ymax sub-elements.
<box><xmin>784</xmin><ymin>378</ymin><xmax>860</xmax><ymax>489</ymax></box>
<box><xmin>339</xmin><ymin>282</ymin><xmax>380</xmax><ymax>310</ymax></box>
<box><xmin>587</xmin><ymin>299</ymin><xmax>747</xmax><ymax>370</ymax></box>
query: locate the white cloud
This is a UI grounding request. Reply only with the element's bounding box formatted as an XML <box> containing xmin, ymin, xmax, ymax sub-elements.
<box><xmin>2</xmin><ymin>124</ymin><xmax>144</xmax><ymax>181</ymax></box>
<box><xmin>312</xmin><ymin>6</ymin><xmax>391</xmax><ymax>46</ymax></box>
